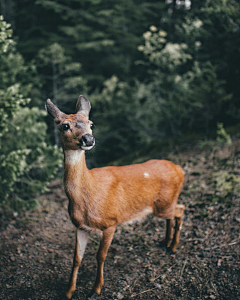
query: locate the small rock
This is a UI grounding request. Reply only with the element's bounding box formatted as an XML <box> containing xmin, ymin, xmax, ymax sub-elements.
<box><xmin>154</xmin><ymin>283</ymin><xmax>162</xmax><ymax>290</ymax></box>
<box><xmin>117</xmin><ymin>292</ymin><xmax>124</xmax><ymax>299</ymax></box>
<box><xmin>217</xmin><ymin>259</ymin><xmax>223</xmax><ymax>267</ymax></box>
<box><xmin>48</xmin><ymin>249</ymin><xmax>54</xmax><ymax>253</ymax></box>
<box><xmin>10</xmin><ymin>256</ymin><xmax>15</xmax><ymax>262</ymax></box>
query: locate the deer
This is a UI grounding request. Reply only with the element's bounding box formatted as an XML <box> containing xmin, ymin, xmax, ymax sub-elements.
<box><xmin>45</xmin><ymin>95</ymin><xmax>185</xmax><ymax>299</ymax></box>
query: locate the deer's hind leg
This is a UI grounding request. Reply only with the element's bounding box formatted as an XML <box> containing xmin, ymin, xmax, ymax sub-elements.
<box><xmin>159</xmin><ymin>218</ymin><xmax>174</xmax><ymax>248</ymax></box>
<box><xmin>153</xmin><ymin>199</ymin><xmax>185</xmax><ymax>252</ymax></box>
<box><xmin>165</xmin><ymin>218</ymin><xmax>174</xmax><ymax>247</ymax></box>
<box><xmin>168</xmin><ymin>204</ymin><xmax>185</xmax><ymax>253</ymax></box>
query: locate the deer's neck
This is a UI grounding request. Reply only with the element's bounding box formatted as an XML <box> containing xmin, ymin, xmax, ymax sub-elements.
<box><xmin>64</xmin><ymin>149</ymin><xmax>85</xmax><ymax>166</ymax></box>
<box><xmin>63</xmin><ymin>150</ymin><xmax>93</xmax><ymax>198</ymax></box>
<box><xmin>63</xmin><ymin>149</ymin><xmax>97</xmax><ymax>229</ymax></box>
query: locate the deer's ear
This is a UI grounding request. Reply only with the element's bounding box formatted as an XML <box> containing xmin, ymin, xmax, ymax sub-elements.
<box><xmin>76</xmin><ymin>95</ymin><xmax>91</xmax><ymax>119</ymax></box>
<box><xmin>45</xmin><ymin>99</ymin><xmax>63</xmax><ymax>120</ymax></box>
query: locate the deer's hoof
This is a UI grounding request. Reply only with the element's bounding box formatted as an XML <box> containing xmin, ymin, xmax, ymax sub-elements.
<box><xmin>65</xmin><ymin>290</ymin><xmax>73</xmax><ymax>299</ymax></box>
<box><xmin>166</xmin><ymin>247</ymin><xmax>176</xmax><ymax>255</ymax></box>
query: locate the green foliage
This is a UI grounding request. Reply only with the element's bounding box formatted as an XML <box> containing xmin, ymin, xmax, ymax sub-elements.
<box><xmin>36</xmin><ymin>42</ymin><xmax>88</xmax><ymax>146</ymax></box>
<box><xmin>194</xmin><ymin>123</ymin><xmax>238</xmax><ymax>204</ymax></box>
<box><xmin>91</xmin><ymin>76</ymin><xmax>141</xmax><ymax>164</ymax></box>
<box><xmin>0</xmin><ymin>84</ymin><xmax>30</xmax><ymax>136</ymax></box>
<box><xmin>198</xmin><ymin>123</ymin><xmax>232</xmax><ymax>150</ymax></box>
<box><xmin>181</xmin><ymin>137</ymin><xmax>240</xmax><ymax>211</ymax></box>
<box><xmin>198</xmin><ymin>0</ymin><xmax>240</xmax><ymax>122</ymax></box>
<box><xmin>12</xmin><ymin>0</ymin><xmax>167</xmax><ymax>87</ymax></box>
<box><xmin>212</xmin><ymin>170</ymin><xmax>240</xmax><ymax>202</ymax></box>
<box><xmin>0</xmin><ymin>16</ymin><xmax>31</xmax><ymax>136</ymax></box>
<box><xmin>138</xmin><ymin>27</ymin><xmax>191</xmax><ymax>68</ymax></box>
<box><xmin>0</xmin><ymin>15</ymin><xmax>13</xmax><ymax>52</ymax></box>
<box><xmin>1</xmin><ymin>0</ymin><xmax>240</xmax><ymax>169</ymax></box>
<box><xmin>90</xmin><ymin>15</ymin><xmax>233</xmax><ymax>164</ymax></box>
<box><xmin>216</xmin><ymin>123</ymin><xmax>232</xmax><ymax>146</ymax></box>
<box><xmin>136</xmin><ymin>25</ymin><xmax>231</xmax><ymax>137</ymax></box>
<box><xmin>36</xmin><ymin>42</ymin><xmax>87</xmax><ymax>111</ymax></box>
<box><xmin>0</xmin><ymin>16</ymin><xmax>62</xmax><ymax>211</ymax></box>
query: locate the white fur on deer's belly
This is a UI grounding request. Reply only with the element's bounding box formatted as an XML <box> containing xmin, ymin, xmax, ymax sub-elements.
<box><xmin>125</xmin><ymin>206</ymin><xmax>153</xmax><ymax>224</ymax></box>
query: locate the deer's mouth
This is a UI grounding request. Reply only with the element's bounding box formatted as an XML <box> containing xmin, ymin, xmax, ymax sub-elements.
<box><xmin>79</xmin><ymin>143</ymin><xmax>95</xmax><ymax>151</ymax></box>
<box><xmin>78</xmin><ymin>134</ymin><xmax>95</xmax><ymax>150</ymax></box>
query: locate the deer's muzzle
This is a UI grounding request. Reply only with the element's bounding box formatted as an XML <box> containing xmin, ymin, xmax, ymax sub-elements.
<box><xmin>79</xmin><ymin>134</ymin><xmax>95</xmax><ymax>150</ymax></box>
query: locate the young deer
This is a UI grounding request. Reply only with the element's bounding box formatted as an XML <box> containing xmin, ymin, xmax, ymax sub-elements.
<box><xmin>46</xmin><ymin>95</ymin><xmax>185</xmax><ymax>299</ymax></box>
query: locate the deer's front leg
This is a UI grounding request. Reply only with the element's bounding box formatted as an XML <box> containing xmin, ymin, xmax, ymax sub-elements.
<box><xmin>65</xmin><ymin>229</ymin><xmax>89</xmax><ymax>299</ymax></box>
<box><xmin>90</xmin><ymin>226</ymin><xmax>116</xmax><ymax>298</ymax></box>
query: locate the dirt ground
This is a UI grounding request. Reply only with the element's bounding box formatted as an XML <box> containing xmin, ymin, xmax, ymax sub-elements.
<box><xmin>0</xmin><ymin>142</ymin><xmax>240</xmax><ymax>300</ymax></box>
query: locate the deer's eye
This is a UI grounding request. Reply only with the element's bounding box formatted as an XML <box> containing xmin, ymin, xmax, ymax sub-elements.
<box><xmin>90</xmin><ymin>123</ymin><xmax>94</xmax><ymax>129</ymax></box>
<box><xmin>62</xmin><ymin>124</ymin><xmax>70</xmax><ymax>131</ymax></box>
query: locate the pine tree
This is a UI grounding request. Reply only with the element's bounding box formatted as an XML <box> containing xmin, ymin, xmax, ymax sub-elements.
<box><xmin>36</xmin><ymin>42</ymin><xmax>88</xmax><ymax>146</ymax></box>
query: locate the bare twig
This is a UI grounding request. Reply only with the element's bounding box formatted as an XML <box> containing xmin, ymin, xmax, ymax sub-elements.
<box><xmin>150</xmin><ymin>266</ymin><xmax>163</xmax><ymax>282</ymax></box>
<box><xmin>129</xmin><ymin>278</ymin><xmax>138</xmax><ymax>294</ymax></box>
<box><xmin>131</xmin><ymin>287</ymin><xmax>157</xmax><ymax>298</ymax></box>
<box><xmin>150</xmin><ymin>273</ymin><xmax>162</xmax><ymax>283</ymax></box>
<box><xmin>205</xmin><ymin>239</ymin><xmax>239</xmax><ymax>251</ymax></box>
<box><xmin>228</xmin><ymin>241</ymin><xmax>239</xmax><ymax>246</ymax></box>
<box><xmin>180</xmin><ymin>258</ymin><xmax>188</xmax><ymax>278</ymax></box>
<box><xmin>88</xmin><ymin>237</ymin><xmax>99</xmax><ymax>244</ymax></box>
<box><xmin>211</xmin><ymin>281</ymin><xmax>218</xmax><ymax>294</ymax></box>
<box><xmin>185</xmin><ymin>238</ymin><xmax>207</xmax><ymax>242</ymax></box>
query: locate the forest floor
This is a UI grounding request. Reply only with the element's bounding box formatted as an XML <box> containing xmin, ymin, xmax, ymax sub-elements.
<box><xmin>0</xmin><ymin>140</ymin><xmax>240</xmax><ymax>300</ymax></box>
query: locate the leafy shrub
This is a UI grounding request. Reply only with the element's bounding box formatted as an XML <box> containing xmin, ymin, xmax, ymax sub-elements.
<box><xmin>216</xmin><ymin>122</ymin><xmax>232</xmax><ymax>146</ymax></box>
<box><xmin>0</xmin><ymin>16</ymin><xmax>62</xmax><ymax>211</ymax></box>
<box><xmin>136</xmin><ymin>25</ymin><xmax>231</xmax><ymax>137</ymax></box>
<box><xmin>212</xmin><ymin>170</ymin><xmax>240</xmax><ymax>203</ymax></box>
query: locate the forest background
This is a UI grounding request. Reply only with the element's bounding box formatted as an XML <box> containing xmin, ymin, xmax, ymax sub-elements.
<box><xmin>0</xmin><ymin>0</ymin><xmax>240</xmax><ymax>211</ymax></box>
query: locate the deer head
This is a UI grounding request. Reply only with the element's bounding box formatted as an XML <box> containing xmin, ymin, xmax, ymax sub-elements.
<box><xmin>45</xmin><ymin>95</ymin><xmax>95</xmax><ymax>151</ymax></box>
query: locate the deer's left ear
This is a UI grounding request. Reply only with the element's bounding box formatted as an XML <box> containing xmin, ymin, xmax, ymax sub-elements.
<box><xmin>45</xmin><ymin>99</ymin><xmax>64</xmax><ymax>120</ymax></box>
<box><xmin>76</xmin><ymin>95</ymin><xmax>91</xmax><ymax>119</ymax></box>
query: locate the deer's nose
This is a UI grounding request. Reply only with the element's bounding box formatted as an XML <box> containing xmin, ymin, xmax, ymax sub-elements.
<box><xmin>80</xmin><ymin>134</ymin><xmax>95</xmax><ymax>147</ymax></box>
